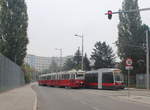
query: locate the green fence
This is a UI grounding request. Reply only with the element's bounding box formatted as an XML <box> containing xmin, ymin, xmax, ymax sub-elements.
<box><xmin>0</xmin><ymin>54</ymin><xmax>25</xmax><ymax>91</ymax></box>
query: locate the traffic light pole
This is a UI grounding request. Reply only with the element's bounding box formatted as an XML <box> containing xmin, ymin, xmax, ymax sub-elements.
<box><xmin>105</xmin><ymin>8</ymin><xmax>150</xmax><ymax>90</ymax></box>
<box><xmin>105</xmin><ymin>8</ymin><xmax>150</xmax><ymax>15</ymax></box>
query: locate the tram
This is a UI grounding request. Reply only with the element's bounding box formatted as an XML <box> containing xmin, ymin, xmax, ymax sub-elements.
<box><xmin>38</xmin><ymin>70</ymin><xmax>85</xmax><ymax>88</ymax></box>
<box><xmin>85</xmin><ymin>68</ymin><xmax>125</xmax><ymax>89</ymax></box>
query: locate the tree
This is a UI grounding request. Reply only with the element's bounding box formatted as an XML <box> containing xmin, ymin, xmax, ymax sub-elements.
<box><xmin>48</xmin><ymin>58</ymin><xmax>59</xmax><ymax>72</ymax></box>
<box><xmin>73</xmin><ymin>48</ymin><xmax>82</xmax><ymax>70</ymax></box>
<box><xmin>0</xmin><ymin>0</ymin><xmax>28</xmax><ymax>66</ymax></box>
<box><xmin>117</xmin><ymin>0</ymin><xmax>150</xmax><ymax>74</ymax></box>
<box><xmin>22</xmin><ymin>64</ymin><xmax>36</xmax><ymax>83</ymax></box>
<box><xmin>83</xmin><ymin>53</ymin><xmax>91</xmax><ymax>71</ymax></box>
<box><xmin>91</xmin><ymin>41</ymin><xmax>115</xmax><ymax>69</ymax></box>
<box><xmin>62</xmin><ymin>56</ymin><xmax>75</xmax><ymax>71</ymax></box>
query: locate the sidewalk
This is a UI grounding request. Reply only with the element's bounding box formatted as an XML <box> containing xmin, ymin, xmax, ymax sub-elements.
<box><xmin>0</xmin><ymin>84</ymin><xmax>37</xmax><ymax>110</ymax></box>
<box><xmin>118</xmin><ymin>89</ymin><xmax>150</xmax><ymax>105</ymax></box>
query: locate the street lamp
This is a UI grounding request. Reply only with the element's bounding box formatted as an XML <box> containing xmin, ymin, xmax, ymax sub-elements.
<box><xmin>55</xmin><ymin>48</ymin><xmax>62</xmax><ymax>72</ymax></box>
<box><xmin>74</xmin><ymin>34</ymin><xmax>84</xmax><ymax>70</ymax></box>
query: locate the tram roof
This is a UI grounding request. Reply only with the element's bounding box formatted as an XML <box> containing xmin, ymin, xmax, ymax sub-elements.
<box><xmin>86</xmin><ymin>68</ymin><xmax>120</xmax><ymax>74</ymax></box>
<box><xmin>39</xmin><ymin>69</ymin><xmax>86</xmax><ymax>77</ymax></box>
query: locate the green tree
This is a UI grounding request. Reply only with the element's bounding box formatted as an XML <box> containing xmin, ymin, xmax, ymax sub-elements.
<box><xmin>22</xmin><ymin>64</ymin><xmax>35</xmax><ymax>83</ymax></box>
<box><xmin>91</xmin><ymin>41</ymin><xmax>115</xmax><ymax>69</ymax></box>
<box><xmin>48</xmin><ymin>58</ymin><xmax>59</xmax><ymax>72</ymax></box>
<box><xmin>0</xmin><ymin>0</ymin><xmax>28</xmax><ymax>66</ymax></box>
<box><xmin>83</xmin><ymin>53</ymin><xmax>91</xmax><ymax>71</ymax></box>
<box><xmin>73</xmin><ymin>48</ymin><xmax>82</xmax><ymax>70</ymax></box>
<box><xmin>62</xmin><ymin>56</ymin><xmax>75</xmax><ymax>71</ymax></box>
<box><xmin>117</xmin><ymin>0</ymin><xmax>150</xmax><ymax>74</ymax></box>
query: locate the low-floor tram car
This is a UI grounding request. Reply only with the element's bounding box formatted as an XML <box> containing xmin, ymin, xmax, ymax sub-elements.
<box><xmin>85</xmin><ymin>68</ymin><xmax>125</xmax><ymax>89</ymax></box>
<box><xmin>38</xmin><ymin>70</ymin><xmax>85</xmax><ymax>88</ymax></box>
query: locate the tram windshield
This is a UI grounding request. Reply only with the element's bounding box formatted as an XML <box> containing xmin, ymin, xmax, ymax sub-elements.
<box><xmin>76</xmin><ymin>74</ymin><xmax>84</xmax><ymax>79</ymax></box>
<box><xmin>114</xmin><ymin>71</ymin><xmax>123</xmax><ymax>82</ymax></box>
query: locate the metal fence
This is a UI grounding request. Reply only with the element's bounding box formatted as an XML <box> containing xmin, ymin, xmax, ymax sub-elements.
<box><xmin>136</xmin><ymin>74</ymin><xmax>150</xmax><ymax>89</ymax></box>
<box><xmin>0</xmin><ymin>54</ymin><xmax>25</xmax><ymax>91</ymax></box>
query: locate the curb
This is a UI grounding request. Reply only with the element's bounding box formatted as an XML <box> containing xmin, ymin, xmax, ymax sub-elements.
<box><xmin>33</xmin><ymin>92</ymin><xmax>37</xmax><ymax>110</ymax></box>
<box><xmin>32</xmin><ymin>87</ymin><xmax>37</xmax><ymax>110</ymax></box>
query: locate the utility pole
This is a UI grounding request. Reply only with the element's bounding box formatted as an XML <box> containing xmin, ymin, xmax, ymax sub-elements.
<box><xmin>146</xmin><ymin>30</ymin><xmax>149</xmax><ymax>90</ymax></box>
<box><xmin>74</xmin><ymin>34</ymin><xmax>84</xmax><ymax>70</ymax></box>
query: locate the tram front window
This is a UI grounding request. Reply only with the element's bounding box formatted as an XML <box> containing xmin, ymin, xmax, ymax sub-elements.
<box><xmin>114</xmin><ymin>72</ymin><xmax>123</xmax><ymax>82</ymax></box>
<box><xmin>102</xmin><ymin>72</ymin><xmax>114</xmax><ymax>83</ymax></box>
<box><xmin>76</xmin><ymin>74</ymin><xmax>84</xmax><ymax>79</ymax></box>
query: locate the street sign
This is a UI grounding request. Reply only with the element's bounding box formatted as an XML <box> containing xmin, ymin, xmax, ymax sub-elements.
<box><xmin>125</xmin><ymin>66</ymin><xmax>133</xmax><ymax>70</ymax></box>
<box><xmin>126</xmin><ymin>58</ymin><xmax>133</xmax><ymax>66</ymax></box>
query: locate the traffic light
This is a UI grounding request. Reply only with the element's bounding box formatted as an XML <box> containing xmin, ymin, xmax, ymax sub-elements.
<box><xmin>107</xmin><ymin>10</ymin><xmax>112</xmax><ymax>20</ymax></box>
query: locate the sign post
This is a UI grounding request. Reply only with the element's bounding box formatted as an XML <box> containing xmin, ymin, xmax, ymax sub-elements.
<box><xmin>125</xmin><ymin>58</ymin><xmax>133</xmax><ymax>98</ymax></box>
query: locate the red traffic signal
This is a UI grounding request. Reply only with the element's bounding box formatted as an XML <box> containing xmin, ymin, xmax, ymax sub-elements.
<box><xmin>107</xmin><ymin>10</ymin><xmax>112</xmax><ymax>20</ymax></box>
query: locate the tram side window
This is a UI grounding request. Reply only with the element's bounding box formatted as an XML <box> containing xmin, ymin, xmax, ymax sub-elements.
<box><xmin>62</xmin><ymin>74</ymin><xmax>64</xmax><ymax>80</ymax></box>
<box><xmin>102</xmin><ymin>72</ymin><xmax>114</xmax><ymax>83</ymax></box>
<box><xmin>85</xmin><ymin>73</ymin><xmax>98</xmax><ymax>83</ymax></box>
<box><xmin>64</xmin><ymin>74</ymin><xmax>69</xmax><ymax>80</ymax></box>
<box><xmin>47</xmin><ymin>76</ymin><xmax>50</xmax><ymax>80</ymax></box>
<box><xmin>72</xmin><ymin>74</ymin><xmax>75</xmax><ymax>79</ymax></box>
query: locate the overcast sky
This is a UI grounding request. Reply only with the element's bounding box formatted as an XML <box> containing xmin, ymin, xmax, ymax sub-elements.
<box><xmin>25</xmin><ymin>0</ymin><xmax>150</xmax><ymax>58</ymax></box>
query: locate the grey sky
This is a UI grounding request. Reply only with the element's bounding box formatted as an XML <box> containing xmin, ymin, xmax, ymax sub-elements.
<box><xmin>25</xmin><ymin>0</ymin><xmax>150</xmax><ymax>58</ymax></box>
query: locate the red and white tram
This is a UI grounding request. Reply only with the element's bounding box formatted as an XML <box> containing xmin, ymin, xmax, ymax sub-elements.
<box><xmin>38</xmin><ymin>70</ymin><xmax>85</xmax><ymax>88</ymax></box>
<box><xmin>85</xmin><ymin>68</ymin><xmax>125</xmax><ymax>89</ymax></box>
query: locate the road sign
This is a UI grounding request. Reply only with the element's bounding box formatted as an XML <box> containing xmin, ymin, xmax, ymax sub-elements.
<box><xmin>125</xmin><ymin>66</ymin><xmax>133</xmax><ymax>70</ymax></box>
<box><xmin>126</xmin><ymin>58</ymin><xmax>133</xmax><ymax>66</ymax></box>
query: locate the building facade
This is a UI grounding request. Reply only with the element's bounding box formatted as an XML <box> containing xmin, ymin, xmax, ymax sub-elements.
<box><xmin>24</xmin><ymin>54</ymin><xmax>52</xmax><ymax>72</ymax></box>
<box><xmin>24</xmin><ymin>54</ymin><xmax>66</xmax><ymax>72</ymax></box>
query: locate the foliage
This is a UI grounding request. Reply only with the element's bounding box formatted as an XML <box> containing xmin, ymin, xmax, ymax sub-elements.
<box><xmin>22</xmin><ymin>64</ymin><xmax>36</xmax><ymax>83</ymax></box>
<box><xmin>48</xmin><ymin>58</ymin><xmax>60</xmax><ymax>73</ymax></box>
<box><xmin>117</xmin><ymin>0</ymin><xmax>150</xmax><ymax>74</ymax></box>
<box><xmin>62</xmin><ymin>48</ymin><xmax>82</xmax><ymax>71</ymax></box>
<box><xmin>83</xmin><ymin>53</ymin><xmax>91</xmax><ymax>71</ymax></box>
<box><xmin>73</xmin><ymin>48</ymin><xmax>82</xmax><ymax>70</ymax></box>
<box><xmin>91</xmin><ymin>41</ymin><xmax>115</xmax><ymax>69</ymax></box>
<box><xmin>0</xmin><ymin>0</ymin><xmax>28</xmax><ymax>66</ymax></box>
<box><xmin>63</xmin><ymin>49</ymin><xmax>91</xmax><ymax>71</ymax></box>
<box><xmin>62</xmin><ymin>56</ymin><xmax>75</xmax><ymax>71</ymax></box>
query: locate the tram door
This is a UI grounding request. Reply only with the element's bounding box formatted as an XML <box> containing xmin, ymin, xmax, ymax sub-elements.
<box><xmin>98</xmin><ymin>72</ymin><xmax>102</xmax><ymax>89</ymax></box>
<box><xmin>102</xmin><ymin>72</ymin><xmax>114</xmax><ymax>89</ymax></box>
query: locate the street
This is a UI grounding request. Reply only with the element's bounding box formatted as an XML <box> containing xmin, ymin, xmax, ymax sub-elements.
<box><xmin>33</xmin><ymin>85</ymin><xmax>150</xmax><ymax>110</ymax></box>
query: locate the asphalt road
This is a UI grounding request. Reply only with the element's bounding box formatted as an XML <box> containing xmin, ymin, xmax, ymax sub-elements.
<box><xmin>33</xmin><ymin>85</ymin><xmax>150</xmax><ymax>110</ymax></box>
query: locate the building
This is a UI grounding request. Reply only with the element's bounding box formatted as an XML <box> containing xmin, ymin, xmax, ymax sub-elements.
<box><xmin>24</xmin><ymin>54</ymin><xmax>66</xmax><ymax>72</ymax></box>
<box><xmin>24</xmin><ymin>54</ymin><xmax>52</xmax><ymax>72</ymax></box>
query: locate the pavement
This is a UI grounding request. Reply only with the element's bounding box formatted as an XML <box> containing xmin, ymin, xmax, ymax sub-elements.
<box><xmin>0</xmin><ymin>84</ymin><xmax>37</xmax><ymax>110</ymax></box>
<box><xmin>0</xmin><ymin>84</ymin><xmax>150</xmax><ymax>110</ymax></box>
<box><xmin>117</xmin><ymin>88</ymin><xmax>150</xmax><ymax>105</ymax></box>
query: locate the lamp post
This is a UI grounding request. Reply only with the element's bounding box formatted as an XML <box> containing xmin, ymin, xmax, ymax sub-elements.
<box><xmin>55</xmin><ymin>48</ymin><xmax>62</xmax><ymax>72</ymax></box>
<box><xmin>74</xmin><ymin>34</ymin><xmax>84</xmax><ymax>70</ymax></box>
